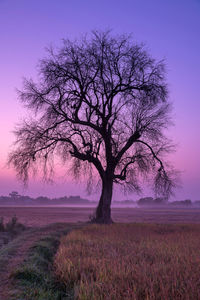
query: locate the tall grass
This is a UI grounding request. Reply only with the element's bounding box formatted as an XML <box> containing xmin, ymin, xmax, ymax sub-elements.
<box><xmin>54</xmin><ymin>223</ymin><xmax>200</xmax><ymax>300</ymax></box>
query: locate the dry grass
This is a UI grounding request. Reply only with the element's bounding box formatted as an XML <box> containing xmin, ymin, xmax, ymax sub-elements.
<box><xmin>54</xmin><ymin>223</ymin><xmax>200</xmax><ymax>300</ymax></box>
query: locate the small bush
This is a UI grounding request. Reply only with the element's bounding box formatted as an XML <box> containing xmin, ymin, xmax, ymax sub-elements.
<box><xmin>14</xmin><ymin>266</ymin><xmax>44</xmax><ymax>284</ymax></box>
<box><xmin>6</xmin><ymin>215</ymin><xmax>18</xmax><ymax>232</ymax></box>
<box><xmin>2</xmin><ymin>216</ymin><xmax>25</xmax><ymax>234</ymax></box>
<box><xmin>0</xmin><ymin>217</ymin><xmax>5</xmax><ymax>231</ymax></box>
<box><xmin>0</xmin><ymin>216</ymin><xmax>23</xmax><ymax>233</ymax></box>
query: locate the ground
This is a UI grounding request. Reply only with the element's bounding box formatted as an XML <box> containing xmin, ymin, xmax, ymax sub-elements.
<box><xmin>1</xmin><ymin>206</ymin><xmax>200</xmax><ymax>299</ymax></box>
<box><xmin>0</xmin><ymin>222</ymin><xmax>79</xmax><ymax>299</ymax></box>
<box><xmin>1</xmin><ymin>206</ymin><xmax>200</xmax><ymax>226</ymax></box>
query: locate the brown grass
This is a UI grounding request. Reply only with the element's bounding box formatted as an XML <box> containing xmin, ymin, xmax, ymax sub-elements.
<box><xmin>54</xmin><ymin>223</ymin><xmax>200</xmax><ymax>300</ymax></box>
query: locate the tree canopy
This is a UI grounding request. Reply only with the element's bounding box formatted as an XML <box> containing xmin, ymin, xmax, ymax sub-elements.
<box><xmin>9</xmin><ymin>31</ymin><xmax>176</xmax><ymax>223</ymax></box>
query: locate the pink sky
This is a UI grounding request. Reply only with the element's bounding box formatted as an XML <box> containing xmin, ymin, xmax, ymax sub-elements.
<box><xmin>0</xmin><ymin>0</ymin><xmax>199</xmax><ymax>201</ymax></box>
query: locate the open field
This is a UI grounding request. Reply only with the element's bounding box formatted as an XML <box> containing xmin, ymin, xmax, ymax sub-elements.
<box><xmin>55</xmin><ymin>223</ymin><xmax>200</xmax><ymax>300</ymax></box>
<box><xmin>1</xmin><ymin>208</ymin><xmax>200</xmax><ymax>299</ymax></box>
<box><xmin>1</xmin><ymin>206</ymin><xmax>200</xmax><ymax>226</ymax></box>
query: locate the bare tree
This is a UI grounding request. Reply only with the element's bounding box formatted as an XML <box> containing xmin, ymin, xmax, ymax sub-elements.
<box><xmin>9</xmin><ymin>31</ymin><xmax>176</xmax><ymax>224</ymax></box>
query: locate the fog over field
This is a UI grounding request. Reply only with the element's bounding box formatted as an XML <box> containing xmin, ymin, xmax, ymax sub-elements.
<box><xmin>1</xmin><ymin>206</ymin><xmax>200</xmax><ymax>227</ymax></box>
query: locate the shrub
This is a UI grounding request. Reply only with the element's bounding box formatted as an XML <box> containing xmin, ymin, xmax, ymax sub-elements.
<box><xmin>0</xmin><ymin>217</ymin><xmax>5</xmax><ymax>232</ymax></box>
<box><xmin>6</xmin><ymin>215</ymin><xmax>18</xmax><ymax>232</ymax></box>
<box><xmin>0</xmin><ymin>216</ymin><xmax>25</xmax><ymax>234</ymax></box>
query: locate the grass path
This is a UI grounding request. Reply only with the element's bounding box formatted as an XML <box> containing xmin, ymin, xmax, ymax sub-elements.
<box><xmin>0</xmin><ymin>223</ymin><xmax>81</xmax><ymax>300</ymax></box>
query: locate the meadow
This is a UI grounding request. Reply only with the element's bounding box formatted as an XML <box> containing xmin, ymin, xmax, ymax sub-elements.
<box><xmin>54</xmin><ymin>223</ymin><xmax>200</xmax><ymax>300</ymax></box>
<box><xmin>1</xmin><ymin>207</ymin><xmax>200</xmax><ymax>299</ymax></box>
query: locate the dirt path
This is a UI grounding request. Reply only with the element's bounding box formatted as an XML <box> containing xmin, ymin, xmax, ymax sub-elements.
<box><xmin>0</xmin><ymin>223</ymin><xmax>73</xmax><ymax>300</ymax></box>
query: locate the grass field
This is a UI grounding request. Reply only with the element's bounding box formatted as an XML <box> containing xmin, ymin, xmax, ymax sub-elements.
<box><xmin>54</xmin><ymin>223</ymin><xmax>200</xmax><ymax>300</ymax></box>
<box><xmin>1</xmin><ymin>207</ymin><xmax>200</xmax><ymax>299</ymax></box>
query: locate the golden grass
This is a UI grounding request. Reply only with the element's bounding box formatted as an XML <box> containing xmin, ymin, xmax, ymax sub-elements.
<box><xmin>54</xmin><ymin>223</ymin><xmax>200</xmax><ymax>299</ymax></box>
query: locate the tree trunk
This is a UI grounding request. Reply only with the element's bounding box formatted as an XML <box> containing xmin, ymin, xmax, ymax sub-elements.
<box><xmin>92</xmin><ymin>177</ymin><xmax>113</xmax><ymax>224</ymax></box>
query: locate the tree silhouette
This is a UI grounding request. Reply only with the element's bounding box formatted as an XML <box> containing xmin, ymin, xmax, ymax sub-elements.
<box><xmin>9</xmin><ymin>31</ymin><xmax>176</xmax><ymax>223</ymax></box>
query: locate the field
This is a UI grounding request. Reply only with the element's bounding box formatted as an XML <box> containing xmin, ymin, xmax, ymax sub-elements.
<box><xmin>55</xmin><ymin>223</ymin><xmax>200</xmax><ymax>300</ymax></box>
<box><xmin>1</xmin><ymin>206</ymin><xmax>200</xmax><ymax>299</ymax></box>
<box><xmin>1</xmin><ymin>206</ymin><xmax>200</xmax><ymax>226</ymax></box>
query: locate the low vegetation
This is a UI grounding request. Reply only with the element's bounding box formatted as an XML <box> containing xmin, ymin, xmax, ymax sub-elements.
<box><xmin>0</xmin><ymin>216</ymin><xmax>26</xmax><ymax>249</ymax></box>
<box><xmin>0</xmin><ymin>216</ymin><xmax>25</xmax><ymax>233</ymax></box>
<box><xmin>10</xmin><ymin>225</ymin><xmax>75</xmax><ymax>300</ymax></box>
<box><xmin>0</xmin><ymin>236</ymin><xmax>21</xmax><ymax>273</ymax></box>
<box><xmin>54</xmin><ymin>223</ymin><xmax>200</xmax><ymax>300</ymax></box>
<box><xmin>11</xmin><ymin>235</ymin><xmax>66</xmax><ymax>299</ymax></box>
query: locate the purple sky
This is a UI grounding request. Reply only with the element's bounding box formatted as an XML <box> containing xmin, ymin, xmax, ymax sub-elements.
<box><xmin>0</xmin><ymin>0</ymin><xmax>199</xmax><ymax>201</ymax></box>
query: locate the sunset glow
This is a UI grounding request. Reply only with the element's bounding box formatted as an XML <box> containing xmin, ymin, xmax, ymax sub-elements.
<box><xmin>0</xmin><ymin>0</ymin><xmax>199</xmax><ymax>201</ymax></box>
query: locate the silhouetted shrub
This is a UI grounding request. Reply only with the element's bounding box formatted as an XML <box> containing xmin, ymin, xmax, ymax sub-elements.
<box><xmin>0</xmin><ymin>216</ymin><xmax>25</xmax><ymax>233</ymax></box>
<box><xmin>0</xmin><ymin>217</ymin><xmax>5</xmax><ymax>232</ymax></box>
<box><xmin>6</xmin><ymin>215</ymin><xmax>18</xmax><ymax>232</ymax></box>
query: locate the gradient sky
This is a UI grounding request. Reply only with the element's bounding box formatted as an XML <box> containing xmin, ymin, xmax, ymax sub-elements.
<box><xmin>0</xmin><ymin>0</ymin><xmax>199</xmax><ymax>201</ymax></box>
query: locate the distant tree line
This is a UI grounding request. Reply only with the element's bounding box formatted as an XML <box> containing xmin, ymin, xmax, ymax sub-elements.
<box><xmin>0</xmin><ymin>191</ymin><xmax>198</xmax><ymax>207</ymax></box>
<box><xmin>0</xmin><ymin>191</ymin><xmax>90</xmax><ymax>206</ymax></box>
<box><xmin>137</xmin><ymin>197</ymin><xmax>195</xmax><ymax>207</ymax></box>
